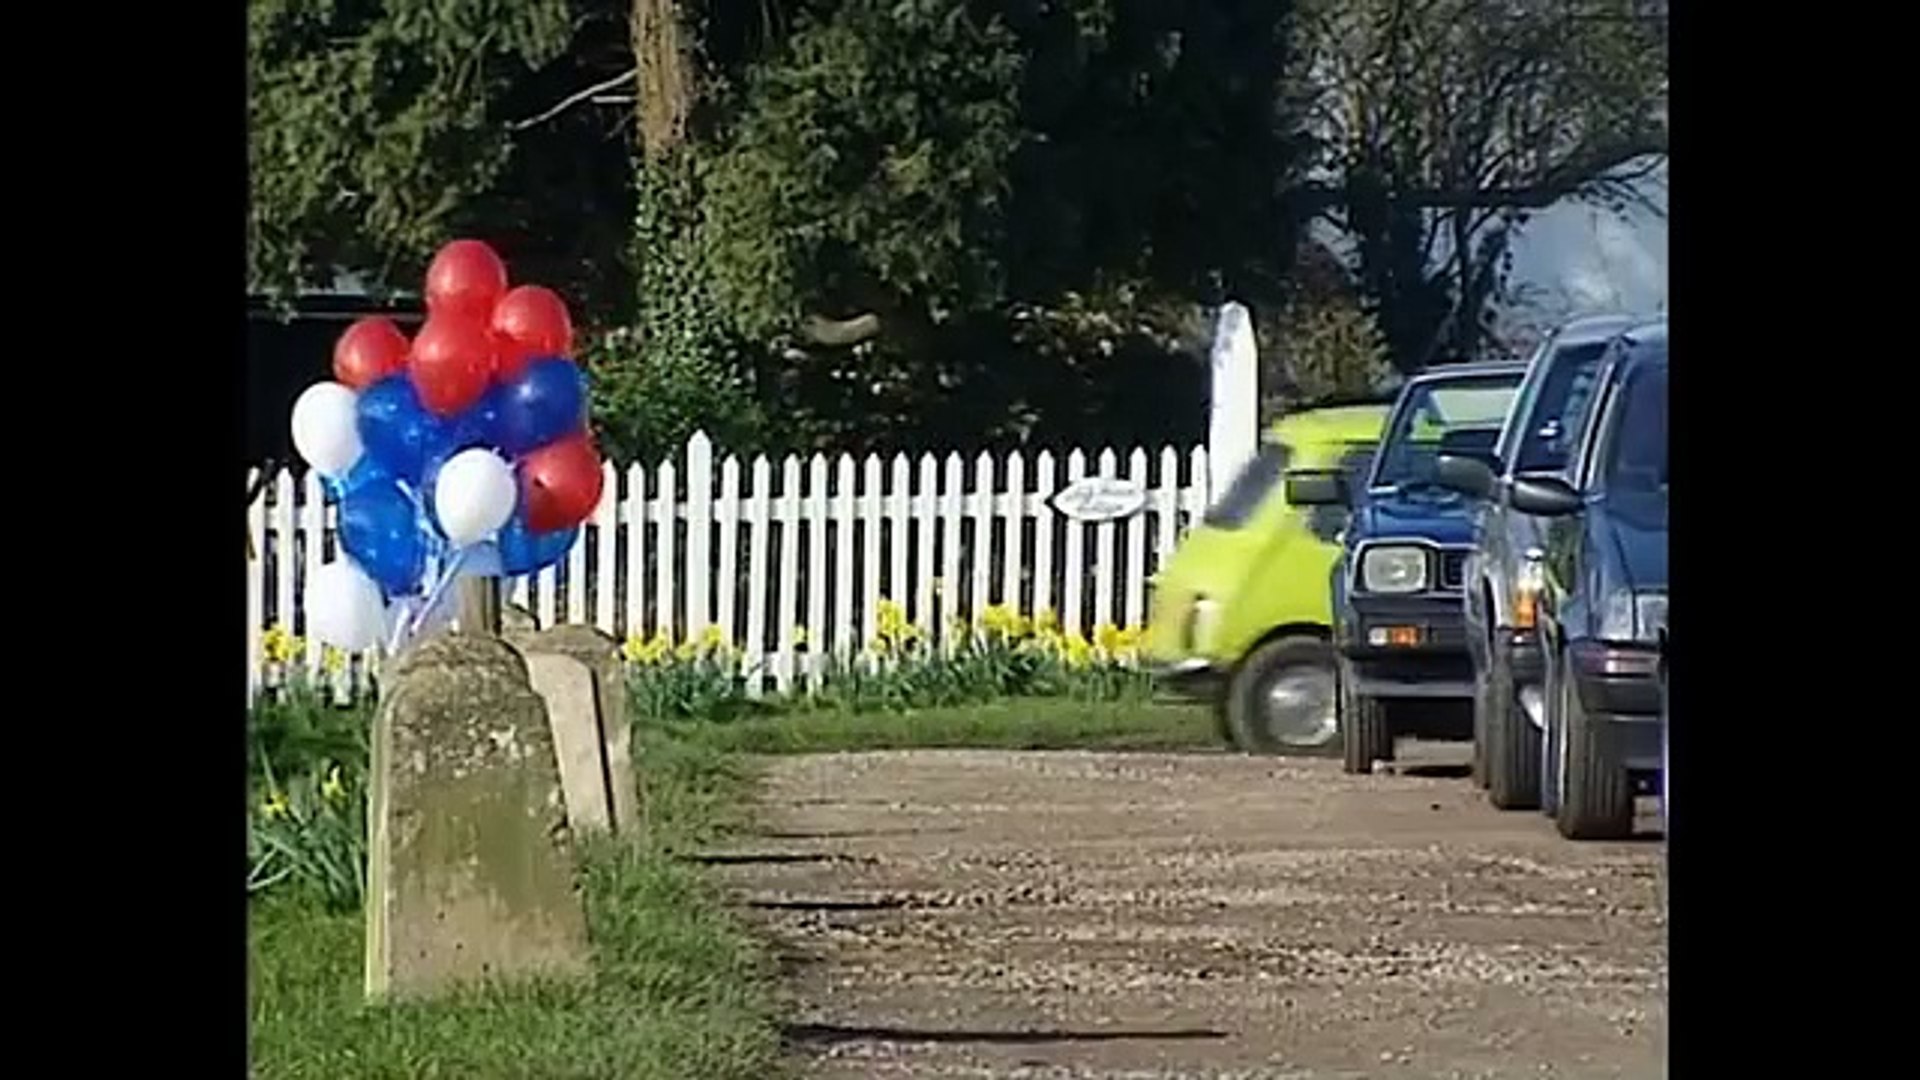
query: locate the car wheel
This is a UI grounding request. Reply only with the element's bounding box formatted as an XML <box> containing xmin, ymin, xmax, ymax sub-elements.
<box><xmin>1485</xmin><ymin>646</ymin><xmax>1542</xmax><ymax>810</ymax></box>
<box><xmin>1554</xmin><ymin>651</ymin><xmax>1634</xmax><ymax>840</ymax></box>
<box><xmin>1340</xmin><ymin>676</ymin><xmax>1394</xmax><ymax>774</ymax></box>
<box><xmin>1224</xmin><ymin>636</ymin><xmax>1339</xmax><ymax>755</ymax></box>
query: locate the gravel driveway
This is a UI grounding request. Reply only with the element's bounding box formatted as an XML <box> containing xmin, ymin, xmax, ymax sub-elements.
<box><xmin>709</xmin><ymin>745</ymin><xmax>1666</xmax><ymax>1079</ymax></box>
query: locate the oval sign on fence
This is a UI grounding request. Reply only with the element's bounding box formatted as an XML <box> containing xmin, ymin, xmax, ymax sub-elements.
<box><xmin>1048</xmin><ymin>476</ymin><xmax>1148</xmax><ymax>522</ymax></box>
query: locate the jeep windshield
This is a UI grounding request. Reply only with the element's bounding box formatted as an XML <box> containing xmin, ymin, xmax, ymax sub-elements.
<box><xmin>1371</xmin><ymin>373</ymin><xmax>1523</xmax><ymax>491</ymax></box>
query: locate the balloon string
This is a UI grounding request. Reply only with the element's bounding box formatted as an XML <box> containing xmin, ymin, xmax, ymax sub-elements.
<box><xmin>407</xmin><ymin>545</ymin><xmax>473</xmax><ymax>641</ymax></box>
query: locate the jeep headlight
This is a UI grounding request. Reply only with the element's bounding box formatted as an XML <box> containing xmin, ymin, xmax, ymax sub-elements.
<box><xmin>1360</xmin><ymin>545</ymin><xmax>1428</xmax><ymax>594</ymax></box>
<box><xmin>1601</xmin><ymin>590</ymin><xmax>1667</xmax><ymax>643</ymax></box>
<box><xmin>1186</xmin><ymin>597</ymin><xmax>1221</xmax><ymax>651</ymax></box>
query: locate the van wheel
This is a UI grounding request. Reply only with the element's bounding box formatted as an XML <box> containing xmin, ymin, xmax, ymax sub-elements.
<box><xmin>1340</xmin><ymin>676</ymin><xmax>1394</xmax><ymax>774</ymax></box>
<box><xmin>1470</xmin><ymin>660</ymin><xmax>1492</xmax><ymax>788</ymax></box>
<box><xmin>1485</xmin><ymin>649</ymin><xmax>1541</xmax><ymax>810</ymax></box>
<box><xmin>1554</xmin><ymin>656</ymin><xmax>1634</xmax><ymax>840</ymax></box>
<box><xmin>1224</xmin><ymin>636</ymin><xmax>1339</xmax><ymax>755</ymax></box>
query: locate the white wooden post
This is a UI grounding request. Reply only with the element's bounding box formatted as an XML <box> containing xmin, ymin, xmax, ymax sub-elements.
<box><xmin>745</xmin><ymin>456</ymin><xmax>772</xmax><ymax>694</ymax></box>
<box><xmin>914</xmin><ymin>454</ymin><xmax>938</xmax><ymax>630</ymax></box>
<box><xmin>970</xmin><ymin>451</ymin><xmax>994</xmax><ymax>619</ymax></box>
<box><xmin>1000</xmin><ymin>451</ymin><xmax>1024</xmax><ymax>609</ymax></box>
<box><xmin>652</xmin><ymin>457</ymin><xmax>677</xmax><ymax>641</ymax></box>
<box><xmin>1207</xmin><ymin>301</ymin><xmax>1260</xmax><ymax>506</ymax></box>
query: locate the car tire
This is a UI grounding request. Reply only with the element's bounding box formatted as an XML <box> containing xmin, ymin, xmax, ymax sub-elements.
<box><xmin>1224</xmin><ymin>636</ymin><xmax>1340</xmax><ymax>755</ymax></box>
<box><xmin>1553</xmin><ymin>652</ymin><xmax>1634</xmax><ymax>840</ymax></box>
<box><xmin>1485</xmin><ymin>648</ymin><xmax>1542</xmax><ymax>810</ymax></box>
<box><xmin>1470</xmin><ymin>658</ymin><xmax>1492</xmax><ymax>789</ymax></box>
<box><xmin>1340</xmin><ymin>678</ymin><xmax>1394</xmax><ymax>774</ymax></box>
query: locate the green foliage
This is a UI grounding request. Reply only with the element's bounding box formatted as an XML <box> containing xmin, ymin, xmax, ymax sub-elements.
<box><xmin>246</xmin><ymin>0</ymin><xmax>576</xmax><ymax>297</ymax></box>
<box><xmin>587</xmin><ymin>156</ymin><xmax>774</xmax><ymax>465</ymax></box>
<box><xmin>1275</xmin><ymin>297</ymin><xmax>1396</xmax><ymax>408</ymax></box>
<box><xmin>698</xmin><ymin>1</ymin><xmax>1025</xmax><ymax>343</ymax></box>
<box><xmin>247</xmin><ymin>681</ymin><xmax>374</xmax><ymax>912</ymax></box>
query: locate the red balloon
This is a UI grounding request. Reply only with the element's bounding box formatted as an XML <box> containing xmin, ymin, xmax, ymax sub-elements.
<box><xmin>333</xmin><ymin>317</ymin><xmax>411</xmax><ymax>389</ymax></box>
<box><xmin>491</xmin><ymin>285</ymin><xmax>574</xmax><ymax>381</ymax></box>
<box><xmin>520</xmin><ymin>432</ymin><xmax>604</xmax><ymax>532</ymax></box>
<box><xmin>425</xmin><ymin>240</ymin><xmax>508</xmax><ymax>320</ymax></box>
<box><xmin>409</xmin><ymin>315</ymin><xmax>496</xmax><ymax>415</ymax></box>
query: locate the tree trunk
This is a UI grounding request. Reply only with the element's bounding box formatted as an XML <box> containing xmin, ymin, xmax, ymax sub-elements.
<box><xmin>631</xmin><ymin>0</ymin><xmax>694</xmax><ymax>160</ymax></box>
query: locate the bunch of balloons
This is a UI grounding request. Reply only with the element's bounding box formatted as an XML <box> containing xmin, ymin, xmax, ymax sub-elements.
<box><xmin>289</xmin><ymin>239</ymin><xmax>604</xmax><ymax>652</ymax></box>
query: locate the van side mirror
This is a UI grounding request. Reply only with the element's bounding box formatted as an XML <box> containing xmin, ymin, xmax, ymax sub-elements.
<box><xmin>1435</xmin><ymin>454</ymin><xmax>1498</xmax><ymax>500</ymax></box>
<box><xmin>1284</xmin><ymin>470</ymin><xmax>1348</xmax><ymax>507</ymax></box>
<box><xmin>1509</xmin><ymin>475</ymin><xmax>1584</xmax><ymax>516</ymax></box>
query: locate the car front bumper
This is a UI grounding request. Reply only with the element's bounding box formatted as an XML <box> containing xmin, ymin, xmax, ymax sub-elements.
<box><xmin>1338</xmin><ymin>593</ymin><xmax>1474</xmax><ymax>700</ymax></box>
<box><xmin>1143</xmin><ymin>655</ymin><xmax>1224</xmax><ymax>698</ymax></box>
<box><xmin>1571</xmin><ymin>640</ymin><xmax>1663</xmax><ymax>772</ymax></box>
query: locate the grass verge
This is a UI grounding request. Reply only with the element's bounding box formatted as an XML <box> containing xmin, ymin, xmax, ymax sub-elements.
<box><xmin>248</xmin><ymin>727</ymin><xmax>784</xmax><ymax>1080</ymax></box>
<box><xmin>672</xmin><ymin>697</ymin><xmax>1217</xmax><ymax>755</ymax></box>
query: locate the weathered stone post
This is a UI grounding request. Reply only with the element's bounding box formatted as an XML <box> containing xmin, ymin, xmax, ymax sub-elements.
<box><xmin>363</xmin><ymin>633</ymin><xmax>590</xmax><ymax>1002</ymax></box>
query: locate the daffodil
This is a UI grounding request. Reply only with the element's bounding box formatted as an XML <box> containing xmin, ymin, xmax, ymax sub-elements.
<box><xmin>1095</xmin><ymin>622</ymin><xmax>1123</xmax><ymax>655</ymax></box>
<box><xmin>792</xmin><ymin>625</ymin><xmax>811</xmax><ymax>649</ymax></box>
<box><xmin>259</xmin><ymin>790</ymin><xmax>290</xmax><ymax>819</ymax></box>
<box><xmin>1035</xmin><ymin>607</ymin><xmax>1061</xmax><ymax>634</ymax></box>
<box><xmin>320</xmin><ymin>764</ymin><xmax>346</xmax><ymax>802</ymax></box>
<box><xmin>262</xmin><ymin>625</ymin><xmax>300</xmax><ymax>666</ymax></box>
<box><xmin>321</xmin><ymin>645</ymin><xmax>348</xmax><ymax>676</ymax></box>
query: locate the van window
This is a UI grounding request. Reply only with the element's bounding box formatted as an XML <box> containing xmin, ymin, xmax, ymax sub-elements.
<box><xmin>1203</xmin><ymin>442</ymin><xmax>1291</xmax><ymax>528</ymax></box>
<box><xmin>1514</xmin><ymin>341</ymin><xmax>1609</xmax><ymax>474</ymax></box>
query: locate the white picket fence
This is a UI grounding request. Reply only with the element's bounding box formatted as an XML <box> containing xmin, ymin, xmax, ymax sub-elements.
<box><xmin>246</xmin><ymin>432</ymin><xmax>1215</xmax><ymax>701</ymax></box>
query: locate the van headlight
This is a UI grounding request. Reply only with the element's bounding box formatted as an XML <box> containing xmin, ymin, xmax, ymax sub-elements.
<box><xmin>1184</xmin><ymin>597</ymin><xmax>1221</xmax><ymax>651</ymax></box>
<box><xmin>1360</xmin><ymin>545</ymin><xmax>1428</xmax><ymax>594</ymax></box>
<box><xmin>1600</xmin><ymin>590</ymin><xmax>1667</xmax><ymax>643</ymax></box>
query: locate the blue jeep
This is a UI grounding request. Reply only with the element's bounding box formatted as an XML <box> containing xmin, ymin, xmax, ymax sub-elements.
<box><xmin>1293</xmin><ymin>362</ymin><xmax>1527</xmax><ymax>774</ymax></box>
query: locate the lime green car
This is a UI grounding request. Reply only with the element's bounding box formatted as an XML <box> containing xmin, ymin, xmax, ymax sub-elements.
<box><xmin>1143</xmin><ymin>404</ymin><xmax>1389</xmax><ymax>753</ymax></box>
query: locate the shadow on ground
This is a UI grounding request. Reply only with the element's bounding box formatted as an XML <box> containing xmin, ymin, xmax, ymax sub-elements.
<box><xmin>783</xmin><ymin>1023</ymin><xmax>1229</xmax><ymax>1048</ymax></box>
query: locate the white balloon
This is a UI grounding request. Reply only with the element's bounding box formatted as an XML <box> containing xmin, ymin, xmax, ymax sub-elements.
<box><xmin>290</xmin><ymin>382</ymin><xmax>364</xmax><ymax>479</ymax></box>
<box><xmin>433</xmin><ymin>448</ymin><xmax>518</xmax><ymax>546</ymax></box>
<box><xmin>306</xmin><ymin>560</ymin><xmax>387</xmax><ymax>652</ymax></box>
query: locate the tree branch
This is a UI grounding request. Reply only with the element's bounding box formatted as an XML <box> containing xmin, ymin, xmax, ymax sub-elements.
<box><xmin>509</xmin><ymin>68</ymin><xmax>637</xmax><ymax>131</ymax></box>
<box><xmin>802</xmin><ymin>312</ymin><xmax>884</xmax><ymax>347</ymax></box>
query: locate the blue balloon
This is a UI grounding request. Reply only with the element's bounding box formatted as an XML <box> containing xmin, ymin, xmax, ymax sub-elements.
<box><xmin>497</xmin><ymin>509</ymin><xmax>579</xmax><ymax>576</ymax></box>
<box><xmin>448</xmin><ymin>384</ymin><xmax>507</xmax><ymax>453</ymax></box>
<box><xmin>324</xmin><ymin>455</ymin><xmax>394</xmax><ymax>502</ymax></box>
<box><xmin>498</xmin><ymin>357</ymin><xmax>588</xmax><ymax>455</ymax></box>
<box><xmin>356</xmin><ymin>376</ymin><xmax>454</xmax><ymax>483</ymax></box>
<box><xmin>338</xmin><ymin>478</ymin><xmax>428</xmax><ymax>595</ymax></box>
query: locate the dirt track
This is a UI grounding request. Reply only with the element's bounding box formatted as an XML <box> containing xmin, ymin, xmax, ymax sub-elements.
<box><xmin>711</xmin><ymin>745</ymin><xmax>1666</xmax><ymax>1079</ymax></box>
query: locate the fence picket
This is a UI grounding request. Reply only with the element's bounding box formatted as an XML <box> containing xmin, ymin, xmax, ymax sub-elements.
<box><xmin>914</xmin><ymin>454</ymin><xmax>938</xmax><ymax>631</ymax></box>
<box><xmin>832</xmin><ymin>454</ymin><xmax>856</xmax><ymax>657</ymax></box>
<box><xmin>805</xmin><ymin>454</ymin><xmax>829</xmax><ymax>680</ymax></box>
<box><xmin>745</xmin><ymin>457</ymin><xmax>772</xmax><ymax>695</ymax></box>
<box><xmin>776</xmin><ymin>457</ymin><xmax>802</xmax><ymax>693</ymax></box>
<box><xmin>1033</xmin><ymin>451</ymin><xmax>1056</xmax><ymax>620</ymax></box>
<box><xmin>717</xmin><ymin>454</ymin><xmax>742</xmax><ymax>647</ymax></box>
<box><xmin>685</xmin><ymin>432</ymin><xmax>713</xmax><ymax>636</ymax></box>
<box><xmin>653</xmin><ymin>458</ymin><xmax>676</xmax><ymax>641</ymax></box>
<box><xmin>939</xmin><ymin>453</ymin><xmax>965</xmax><ymax>646</ymax></box>
<box><xmin>623</xmin><ymin>464</ymin><xmax>647</xmax><ymax>639</ymax></box>
<box><xmin>888</xmin><ymin>454</ymin><xmax>910</xmax><ymax>611</ymax></box>
<box><xmin>1000</xmin><ymin>451</ymin><xmax>1024</xmax><ymax>609</ymax></box>
<box><xmin>970</xmin><ymin>451</ymin><xmax>994</xmax><ymax>620</ymax></box>
<box><xmin>594</xmin><ymin>461</ymin><xmax>619</xmax><ymax>635</ymax></box>
<box><xmin>1061</xmin><ymin>450</ymin><xmax>1087</xmax><ymax>636</ymax></box>
<box><xmin>1124</xmin><ymin>447</ymin><xmax>1149</xmax><ymax>628</ymax></box>
<box><xmin>861</xmin><ymin>454</ymin><xmax>884</xmax><ymax>653</ymax></box>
